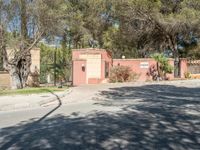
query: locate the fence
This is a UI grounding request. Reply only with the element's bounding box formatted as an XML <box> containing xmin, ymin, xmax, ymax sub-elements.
<box><xmin>187</xmin><ymin>60</ymin><xmax>200</xmax><ymax>74</ymax></box>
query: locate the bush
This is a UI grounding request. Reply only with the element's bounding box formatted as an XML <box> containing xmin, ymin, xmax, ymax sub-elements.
<box><xmin>151</xmin><ymin>53</ymin><xmax>173</xmax><ymax>80</ymax></box>
<box><xmin>28</xmin><ymin>70</ymin><xmax>40</xmax><ymax>87</ymax></box>
<box><xmin>184</xmin><ymin>72</ymin><xmax>191</xmax><ymax>79</ymax></box>
<box><xmin>109</xmin><ymin>66</ymin><xmax>138</xmax><ymax>83</ymax></box>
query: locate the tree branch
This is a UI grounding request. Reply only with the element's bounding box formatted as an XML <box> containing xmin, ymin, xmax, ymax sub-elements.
<box><xmin>0</xmin><ymin>25</ymin><xmax>10</xmax><ymax>71</ymax></box>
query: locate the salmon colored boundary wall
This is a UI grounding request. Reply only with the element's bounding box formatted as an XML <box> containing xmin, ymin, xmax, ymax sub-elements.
<box><xmin>113</xmin><ymin>59</ymin><xmax>175</xmax><ymax>81</ymax></box>
<box><xmin>180</xmin><ymin>58</ymin><xmax>188</xmax><ymax>78</ymax></box>
<box><xmin>72</xmin><ymin>49</ymin><xmax>188</xmax><ymax>86</ymax></box>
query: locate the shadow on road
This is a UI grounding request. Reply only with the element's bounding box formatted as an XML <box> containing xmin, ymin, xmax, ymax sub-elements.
<box><xmin>0</xmin><ymin>90</ymin><xmax>62</xmax><ymax>150</ymax></box>
<box><xmin>0</xmin><ymin>84</ymin><xmax>200</xmax><ymax>150</ymax></box>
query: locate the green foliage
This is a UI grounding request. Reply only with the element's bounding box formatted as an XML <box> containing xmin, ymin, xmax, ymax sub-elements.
<box><xmin>184</xmin><ymin>72</ymin><xmax>192</xmax><ymax>79</ymax></box>
<box><xmin>39</xmin><ymin>43</ymin><xmax>71</xmax><ymax>84</ymax></box>
<box><xmin>152</xmin><ymin>53</ymin><xmax>173</xmax><ymax>79</ymax></box>
<box><xmin>103</xmin><ymin>27</ymin><xmax>118</xmax><ymax>50</ymax></box>
<box><xmin>102</xmin><ymin>26</ymin><xmax>140</xmax><ymax>58</ymax></box>
<box><xmin>63</xmin><ymin>0</ymin><xmax>113</xmax><ymax>48</ymax></box>
<box><xmin>109</xmin><ymin>66</ymin><xmax>138</xmax><ymax>83</ymax></box>
<box><xmin>1</xmin><ymin>0</ymin><xmax>200</xmax><ymax>90</ymax></box>
<box><xmin>0</xmin><ymin>87</ymin><xmax>68</xmax><ymax>96</ymax></box>
<box><xmin>185</xmin><ymin>44</ymin><xmax>200</xmax><ymax>59</ymax></box>
<box><xmin>110</xmin><ymin>0</ymin><xmax>200</xmax><ymax>58</ymax></box>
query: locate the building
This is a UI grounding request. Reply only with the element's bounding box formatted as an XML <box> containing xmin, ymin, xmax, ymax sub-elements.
<box><xmin>72</xmin><ymin>48</ymin><xmax>112</xmax><ymax>86</ymax></box>
<box><xmin>0</xmin><ymin>48</ymin><xmax>40</xmax><ymax>89</ymax></box>
<box><xmin>72</xmin><ymin>48</ymin><xmax>188</xmax><ymax>86</ymax></box>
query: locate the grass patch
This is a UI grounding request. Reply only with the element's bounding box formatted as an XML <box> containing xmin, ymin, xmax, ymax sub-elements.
<box><xmin>0</xmin><ymin>86</ymin><xmax>68</xmax><ymax>96</ymax></box>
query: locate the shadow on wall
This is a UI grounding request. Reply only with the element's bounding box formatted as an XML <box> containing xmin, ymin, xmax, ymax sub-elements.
<box><xmin>0</xmin><ymin>84</ymin><xmax>200</xmax><ymax>150</ymax></box>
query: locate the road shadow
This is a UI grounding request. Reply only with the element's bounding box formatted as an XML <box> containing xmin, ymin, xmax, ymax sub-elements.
<box><xmin>0</xmin><ymin>84</ymin><xmax>200</xmax><ymax>150</ymax></box>
<box><xmin>0</xmin><ymin>90</ymin><xmax>62</xmax><ymax>150</ymax></box>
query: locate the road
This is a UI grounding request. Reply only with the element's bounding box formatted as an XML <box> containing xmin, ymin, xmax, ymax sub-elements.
<box><xmin>0</xmin><ymin>80</ymin><xmax>200</xmax><ymax>150</ymax></box>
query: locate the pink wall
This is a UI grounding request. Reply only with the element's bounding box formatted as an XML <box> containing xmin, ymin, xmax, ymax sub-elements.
<box><xmin>113</xmin><ymin>59</ymin><xmax>175</xmax><ymax>81</ymax></box>
<box><xmin>72</xmin><ymin>48</ymin><xmax>189</xmax><ymax>86</ymax></box>
<box><xmin>72</xmin><ymin>60</ymin><xmax>86</xmax><ymax>86</ymax></box>
<box><xmin>88</xmin><ymin>78</ymin><xmax>102</xmax><ymax>84</ymax></box>
<box><xmin>73</xmin><ymin>48</ymin><xmax>112</xmax><ymax>61</ymax></box>
<box><xmin>180</xmin><ymin>59</ymin><xmax>188</xmax><ymax>78</ymax></box>
<box><xmin>72</xmin><ymin>48</ymin><xmax>112</xmax><ymax>85</ymax></box>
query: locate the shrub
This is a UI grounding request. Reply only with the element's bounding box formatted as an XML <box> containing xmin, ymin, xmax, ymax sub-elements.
<box><xmin>151</xmin><ymin>53</ymin><xmax>173</xmax><ymax>80</ymax></box>
<box><xmin>147</xmin><ymin>64</ymin><xmax>159</xmax><ymax>81</ymax></box>
<box><xmin>28</xmin><ymin>70</ymin><xmax>40</xmax><ymax>87</ymax></box>
<box><xmin>184</xmin><ymin>72</ymin><xmax>191</xmax><ymax>79</ymax></box>
<box><xmin>109</xmin><ymin>66</ymin><xmax>138</xmax><ymax>83</ymax></box>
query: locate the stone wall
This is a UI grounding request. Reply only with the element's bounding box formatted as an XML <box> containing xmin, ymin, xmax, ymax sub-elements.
<box><xmin>30</xmin><ymin>48</ymin><xmax>40</xmax><ymax>72</ymax></box>
<box><xmin>0</xmin><ymin>71</ymin><xmax>11</xmax><ymax>89</ymax></box>
<box><xmin>0</xmin><ymin>48</ymin><xmax>40</xmax><ymax>88</ymax></box>
<box><xmin>27</xmin><ymin>48</ymin><xmax>40</xmax><ymax>87</ymax></box>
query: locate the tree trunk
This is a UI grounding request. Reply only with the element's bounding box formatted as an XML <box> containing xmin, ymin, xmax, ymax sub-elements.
<box><xmin>1</xmin><ymin>24</ymin><xmax>33</xmax><ymax>89</ymax></box>
<box><xmin>169</xmin><ymin>36</ymin><xmax>180</xmax><ymax>77</ymax></box>
<box><xmin>7</xmin><ymin>0</ymin><xmax>32</xmax><ymax>89</ymax></box>
<box><xmin>157</xmin><ymin>62</ymin><xmax>161</xmax><ymax>78</ymax></box>
<box><xmin>20</xmin><ymin>0</ymin><xmax>28</xmax><ymax>40</ymax></box>
<box><xmin>9</xmin><ymin>66</ymin><xmax>23</xmax><ymax>89</ymax></box>
<box><xmin>9</xmin><ymin>53</ymin><xmax>32</xmax><ymax>89</ymax></box>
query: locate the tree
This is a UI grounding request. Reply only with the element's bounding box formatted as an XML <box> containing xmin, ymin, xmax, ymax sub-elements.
<box><xmin>109</xmin><ymin>0</ymin><xmax>200</xmax><ymax>58</ymax></box>
<box><xmin>1</xmin><ymin>0</ymin><xmax>200</xmax><ymax>89</ymax></box>
<box><xmin>39</xmin><ymin>43</ymin><xmax>71</xmax><ymax>85</ymax></box>
<box><xmin>103</xmin><ymin>26</ymin><xmax>139</xmax><ymax>58</ymax></box>
<box><xmin>0</xmin><ymin>0</ymin><xmax>69</xmax><ymax>89</ymax></box>
<box><xmin>63</xmin><ymin>0</ymin><xmax>113</xmax><ymax>49</ymax></box>
<box><xmin>152</xmin><ymin>53</ymin><xmax>173</xmax><ymax>80</ymax></box>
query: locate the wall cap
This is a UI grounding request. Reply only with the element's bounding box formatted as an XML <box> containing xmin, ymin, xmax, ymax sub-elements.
<box><xmin>0</xmin><ymin>71</ymin><xmax>9</xmax><ymax>74</ymax></box>
<box><xmin>73</xmin><ymin>48</ymin><xmax>107</xmax><ymax>51</ymax></box>
<box><xmin>72</xmin><ymin>59</ymin><xmax>87</xmax><ymax>61</ymax></box>
<box><xmin>113</xmin><ymin>58</ymin><xmax>175</xmax><ymax>61</ymax></box>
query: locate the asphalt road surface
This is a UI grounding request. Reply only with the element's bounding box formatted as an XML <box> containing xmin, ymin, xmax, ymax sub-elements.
<box><xmin>0</xmin><ymin>80</ymin><xmax>200</xmax><ymax>150</ymax></box>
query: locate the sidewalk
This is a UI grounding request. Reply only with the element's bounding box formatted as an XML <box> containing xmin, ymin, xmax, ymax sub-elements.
<box><xmin>0</xmin><ymin>89</ymin><xmax>72</xmax><ymax>112</ymax></box>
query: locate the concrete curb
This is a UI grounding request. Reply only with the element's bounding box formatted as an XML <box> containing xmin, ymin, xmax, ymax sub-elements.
<box><xmin>39</xmin><ymin>89</ymin><xmax>72</xmax><ymax>107</ymax></box>
<box><xmin>0</xmin><ymin>89</ymin><xmax>72</xmax><ymax>112</ymax></box>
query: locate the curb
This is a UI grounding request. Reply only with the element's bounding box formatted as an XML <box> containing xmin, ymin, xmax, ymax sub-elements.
<box><xmin>0</xmin><ymin>89</ymin><xmax>72</xmax><ymax>112</ymax></box>
<box><xmin>39</xmin><ymin>89</ymin><xmax>73</xmax><ymax>107</ymax></box>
